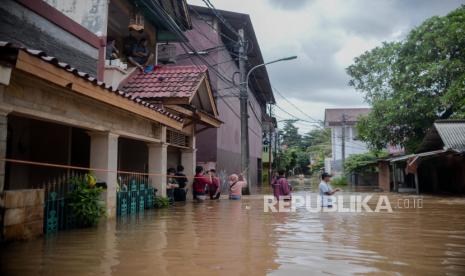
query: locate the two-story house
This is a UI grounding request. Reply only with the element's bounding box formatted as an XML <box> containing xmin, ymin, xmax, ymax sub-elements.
<box><xmin>324</xmin><ymin>108</ymin><xmax>371</xmax><ymax>175</ymax></box>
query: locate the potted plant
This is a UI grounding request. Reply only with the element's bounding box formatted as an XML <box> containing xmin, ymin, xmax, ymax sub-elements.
<box><xmin>69</xmin><ymin>173</ymin><xmax>107</xmax><ymax>227</ymax></box>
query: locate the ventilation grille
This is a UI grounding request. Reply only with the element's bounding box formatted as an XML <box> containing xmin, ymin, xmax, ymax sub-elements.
<box><xmin>167</xmin><ymin>129</ymin><xmax>189</xmax><ymax>147</ymax></box>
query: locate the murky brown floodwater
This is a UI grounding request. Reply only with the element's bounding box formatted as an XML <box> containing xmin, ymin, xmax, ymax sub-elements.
<box><xmin>1</xmin><ymin>183</ymin><xmax>465</xmax><ymax>276</ymax></box>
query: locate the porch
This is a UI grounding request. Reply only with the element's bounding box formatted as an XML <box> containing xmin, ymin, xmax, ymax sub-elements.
<box><xmin>0</xmin><ymin>42</ymin><xmax>195</xmax><ymax>241</ymax></box>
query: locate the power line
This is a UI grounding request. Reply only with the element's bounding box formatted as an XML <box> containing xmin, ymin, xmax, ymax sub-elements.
<box><xmin>274</xmin><ymin>104</ymin><xmax>322</xmax><ymax>126</ymax></box>
<box><xmin>201</xmin><ymin>0</ymin><xmax>239</xmax><ymax>37</ymax></box>
<box><xmin>273</xmin><ymin>86</ymin><xmax>321</xmax><ymax>123</ymax></box>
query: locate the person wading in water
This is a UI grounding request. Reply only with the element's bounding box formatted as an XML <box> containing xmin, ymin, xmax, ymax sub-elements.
<box><xmin>229</xmin><ymin>174</ymin><xmax>246</xmax><ymax>200</ymax></box>
<box><xmin>192</xmin><ymin>166</ymin><xmax>211</xmax><ymax>201</ymax></box>
<box><xmin>272</xmin><ymin>170</ymin><xmax>291</xmax><ymax>201</ymax></box>
<box><xmin>208</xmin><ymin>169</ymin><xmax>221</xmax><ymax>200</ymax></box>
<box><xmin>319</xmin><ymin>172</ymin><xmax>340</xmax><ymax>208</ymax></box>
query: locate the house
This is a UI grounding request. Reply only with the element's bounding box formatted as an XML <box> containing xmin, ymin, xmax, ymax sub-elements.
<box><xmin>0</xmin><ymin>0</ymin><xmax>220</xmax><ymax>241</ymax></box>
<box><xmin>381</xmin><ymin>120</ymin><xmax>465</xmax><ymax>194</ymax></box>
<box><xmin>172</xmin><ymin>5</ymin><xmax>276</xmax><ymax>191</ymax></box>
<box><xmin>324</xmin><ymin>108</ymin><xmax>371</xmax><ymax>174</ymax></box>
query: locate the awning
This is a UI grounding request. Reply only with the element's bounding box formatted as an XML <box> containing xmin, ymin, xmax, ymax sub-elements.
<box><xmin>120</xmin><ymin>65</ymin><xmax>222</xmax><ymax>129</ymax></box>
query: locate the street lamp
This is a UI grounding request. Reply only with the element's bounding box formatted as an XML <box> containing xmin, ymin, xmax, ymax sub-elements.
<box><xmin>244</xmin><ymin>56</ymin><xmax>298</xmax><ymax>89</ymax></box>
<box><xmin>239</xmin><ymin>55</ymin><xmax>297</xmax><ymax>194</ymax></box>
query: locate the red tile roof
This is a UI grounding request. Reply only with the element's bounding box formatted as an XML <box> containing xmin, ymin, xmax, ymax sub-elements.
<box><xmin>121</xmin><ymin>65</ymin><xmax>208</xmax><ymax>100</ymax></box>
<box><xmin>0</xmin><ymin>41</ymin><xmax>183</xmax><ymax>122</ymax></box>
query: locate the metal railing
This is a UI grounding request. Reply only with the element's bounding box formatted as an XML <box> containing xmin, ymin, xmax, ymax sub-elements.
<box><xmin>43</xmin><ymin>171</ymin><xmax>83</xmax><ymax>234</ymax></box>
<box><xmin>116</xmin><ymin>173</ymin><xmax>156</xmax><ymax>217</ymax></box>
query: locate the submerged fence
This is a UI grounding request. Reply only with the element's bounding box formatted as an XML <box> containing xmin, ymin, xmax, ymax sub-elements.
<box><xmin>116</xmin><ymin>174</ymin><xmax>156</xmax><ymax>217</ymax></box>
<box><xmin>43</xmin><ymin>171</ymin><xmax>82</xmax><ymax>234</ymax></box>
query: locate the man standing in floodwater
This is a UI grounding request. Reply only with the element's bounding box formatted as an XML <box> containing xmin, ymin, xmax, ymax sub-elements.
<box><xmin>272</xmin><ymin>170</ymin><xmax>291</xmax><ymax>201</ymax></box>
<box><xmin>193</xmin><ymin>166</ymin><xmax>211</xmax><ymax>201</ymax></box>
<box><xmin>319</xmin><ymin>173</ymin><xmax>341</xmax><ymax>208</ymax></box>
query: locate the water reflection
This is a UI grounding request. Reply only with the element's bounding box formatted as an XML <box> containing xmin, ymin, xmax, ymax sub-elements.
<box><xmin>1</xmin><ymin>184</ymin><xmax>465</xmax><ymax>275</ymax></box>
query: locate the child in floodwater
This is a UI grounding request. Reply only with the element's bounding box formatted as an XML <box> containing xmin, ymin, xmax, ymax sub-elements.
<box><xmin>166</xmin><ymin>168</ymin><xmax>179</xmax><ymax>205</ymax></box>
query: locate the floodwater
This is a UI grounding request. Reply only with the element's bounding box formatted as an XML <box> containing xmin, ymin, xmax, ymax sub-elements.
<box><xmin>1</xmin><ymin>183</ymin><xmax>465</xmax><ymax>275</ymax></box>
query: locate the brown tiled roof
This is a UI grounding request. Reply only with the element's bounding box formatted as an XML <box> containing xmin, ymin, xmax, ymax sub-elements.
<box><xmin>0</xmin><ymin>41</ymin><xmax>183</xmax><ymax>122</ymax></box>
<box><xmin>324</xmin><ymin>108</ymin><xmax>371</xmax><ymax>125</ymax></box>
<box><xmin>121</xmin><ymin>65</ymin><xmax>208</xmax><ymax>100</ymax></box>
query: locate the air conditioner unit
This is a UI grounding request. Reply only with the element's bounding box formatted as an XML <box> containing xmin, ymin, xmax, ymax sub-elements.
<box><xmin>157</xmin><ymin>43</ymin><xmax>177</xmax><ymax>64</ymax></box>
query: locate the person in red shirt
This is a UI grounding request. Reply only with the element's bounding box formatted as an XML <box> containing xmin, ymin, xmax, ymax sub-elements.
<box><xmin>208</xmin><ymin>169</ymin><xmax>221</xmax><ymax>200</ymax></box>
<box><xmin>192</xmin><ymin>166</ymin><xmax>211</xmax><ymax>201</ymax></box>
<box><xmin>272</xmin><ymin>170</ymin><xmax>291</xmax><ymax>201</ymax></box>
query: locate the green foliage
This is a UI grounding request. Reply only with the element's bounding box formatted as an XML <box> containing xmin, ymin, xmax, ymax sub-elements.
<box><xmin>306</xmin><ymin>128</ymin><xmax>331</xmax><ymax>175</ymax></box>
<box><xmin>69</xmin><ymin>174</ymin><xmax>106</xmax><ymax>227</ymax></box>
<box><xmin>343</xmin><ymin>151</ymin><xmax>388</xmax><ymax>175</ymax></box>
<box><xmin>279</xmin><ymin>120</ymin><xmax>301</xmax><ymax>148</ymax></box>
<box><xmin>154</xmin><ymin>196</ymin><xmax>170</xmax><ymax>208</ymax></box>
<box><xmin>331</xmin><ymin>176</ymin><xmax>348</xmax><ymax>187</ymax></box>
<box><xmin>347</xmin><ymin>6</ymin><xmax>465</xmax><ymax>152</ymax></box>
<box><xmin>276</xmin><ymin>122</ymin><xmax>331</xmax><ymax>175</ymax></box>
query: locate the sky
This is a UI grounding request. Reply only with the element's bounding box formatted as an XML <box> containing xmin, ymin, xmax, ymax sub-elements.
<box><xmin>188</xmin><ymin>0</ymin><xmax>464</xmax><ymax>133</ymax></box>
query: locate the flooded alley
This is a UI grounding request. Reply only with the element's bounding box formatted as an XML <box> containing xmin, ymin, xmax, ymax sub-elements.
<box><xmin>1</xmin><ymin>187</ymin><xmax>465</xmax><ymax>276</ymax></box>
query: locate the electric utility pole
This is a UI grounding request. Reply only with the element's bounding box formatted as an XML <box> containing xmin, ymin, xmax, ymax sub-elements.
<box><xmin>238</xmin><ymin>28</ymin><xmax>250</xmax><ymax>194</ymax></box>
<box><xmin>268</xmin><ymin>104</ymin><xmax>273</xmax><ymax>186</ymax></box>
<box><xmin>341</xmin><ymin>113</ymin><xmax>347</xmax><ymax>170</ymax></box>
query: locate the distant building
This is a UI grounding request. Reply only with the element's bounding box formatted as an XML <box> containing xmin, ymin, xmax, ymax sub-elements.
<box><xmin>324</xmin><ymin>108</ymin><xmax>371</xmax><ymax>174</ymax></box>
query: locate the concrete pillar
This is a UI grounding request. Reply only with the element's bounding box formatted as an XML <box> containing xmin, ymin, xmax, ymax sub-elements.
<box><xmin>0</xmin><ymin>107</ymin><xmax>9</xmax><ymax>194</ymax></box>
<box><xmin>378</xmin><ymin>161</ymin><xmax>390</xmax><ymax>192</ymax></box>
<box><xmin>89</xmin><ymin>132</ymin><xmax>119</xmax><ymax>218</ymax></box>
<box><xmin>181</xmin><ymin>148</ymin><xmax>196</xmax><ymax>200</ymax></box>
<box><xmin>148</xmin><ymin>143</ymin><xmax>168</xmax><ymax>197</ymax></box>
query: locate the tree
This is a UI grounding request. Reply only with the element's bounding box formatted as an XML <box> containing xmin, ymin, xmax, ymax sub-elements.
<box><xmin>343</xmin><ymin>151</ymin><xmax>388</xmax><ymax>176</ymax></box>
<box><xmin>279</xmin><ymin>120</ymin><xmax>301</xmax><ymax>148</ymax></box>
<box><xmin>347</xmin><ymin>6</ymin><xmax>465</xmax><ymax>152</ymax></box>
<box><xmin>275</xmin><ymin>120</ymin><xmax>331</xmax><ymax>175</ymax></box>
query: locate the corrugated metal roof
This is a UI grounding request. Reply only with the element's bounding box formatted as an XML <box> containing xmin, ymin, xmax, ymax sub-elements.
<box><xmin>0</xmin><ymin>41</ymin><xmax>183</xmax><ymax>122</ymax></box>
<box><xmin>434</xmin><ymin>120</ymin><xmax>465</xmax><ymax>152</ymax></box>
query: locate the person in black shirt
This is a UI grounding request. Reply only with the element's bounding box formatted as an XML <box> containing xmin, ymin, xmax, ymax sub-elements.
<box><xmin>174</xmin><ymin>165</ymin><xmax>188</xmax><ymax>202</ymax></box>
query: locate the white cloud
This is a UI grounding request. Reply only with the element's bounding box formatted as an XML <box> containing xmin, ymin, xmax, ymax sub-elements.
<box><xmin>188</xmin><ymin>0</ymin><xmax>464</xmax><ymax>133</ymax></box>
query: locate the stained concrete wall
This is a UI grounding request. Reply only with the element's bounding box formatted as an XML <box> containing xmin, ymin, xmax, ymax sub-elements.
<box><xmin>43</xmin><ymin>0</ymin><xmax>108</xmax><ymax>36</ymax></box>
<box><xmin>0</xmin><ymin>0</ymin><xmax>99</xmax><ymax>75</ymax></box>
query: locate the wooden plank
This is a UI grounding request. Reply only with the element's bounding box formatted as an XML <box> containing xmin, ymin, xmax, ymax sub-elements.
<box><xmin>197</xmin><ymin>111</ymin><xmax>222</xmax><ymax>128</ymax></box>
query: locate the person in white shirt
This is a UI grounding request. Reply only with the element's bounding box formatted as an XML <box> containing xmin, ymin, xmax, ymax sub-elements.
<box><xmin>319</xmin><ymin>173</ymin><xmax>341</xmax><ymax>208</ymax></box>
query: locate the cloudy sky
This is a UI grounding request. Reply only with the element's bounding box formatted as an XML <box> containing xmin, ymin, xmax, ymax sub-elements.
<box><xmin>188</xmin><ymin>0</ymin><xmax>464</xmax><ymax>133</ymax></box>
